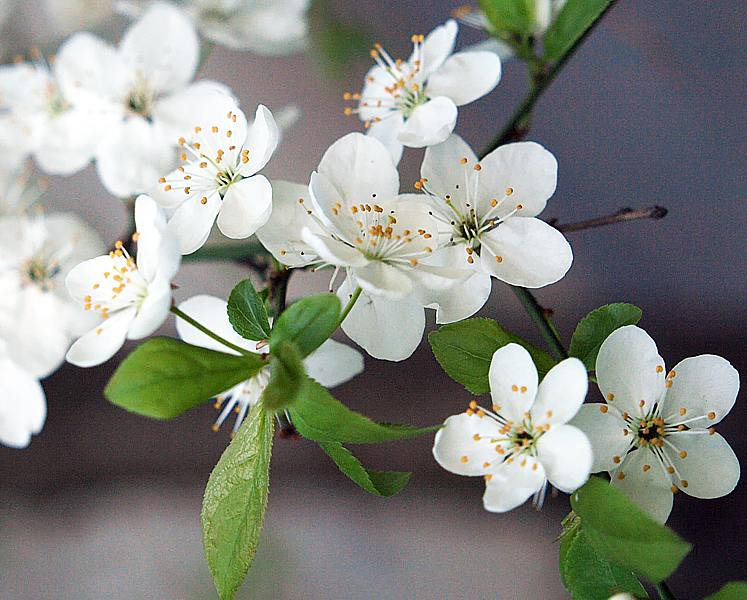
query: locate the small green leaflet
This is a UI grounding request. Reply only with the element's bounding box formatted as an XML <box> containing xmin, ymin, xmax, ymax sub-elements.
<box><xmin>202</xmin><ymin>406</ymin><xmax>274</xmax><ymax>600</ymax></box>
<box><xmin>569</xmin><ymin>303</ymin><xmax>642</xmax><ymax>370</ymax></box>
<box><xmin>319</xmin><ymin>442</ymin><xmax>411</xmax><ymax>497</ymax></box>
<box><xmin>289</xmin><ymin>377</ymin><xmax>438</xmax><ymax>444</ymax></box>
<box><xmin>261</xmin><ymin>341</ymin><xmax>306</xmax><ymax>411</ymax></box>
<box><xmin>105</xmin><ymin>338</ymin><xmax>265</xmax><ymax>419</ymax></box>
<box><xmin>269</xmin><ymin>293</ymin><xmax>341</xmax><ymax>357</ymax></box>
<box><xmin>227</xmin><ymin>279</ymin><xmax>272</xmax><ymax>341</ymax></box>
<box><xmin>571</xmin><ymin>477</ymin><xmax>691</xmax><ymax>583</ymax></box>
<box><xmin>705</xmin><ymin>582</ymin><xmax>747</xmax><ymax>600</ymax></box>
<box><xmin>428</xmin><ymin>317</ymin><xmax>557</xmax><ymax>395</ymax></box>
<box><xmin>544</xmin><ymin>0</ymin><xmax>613</xmax><ymax>62</ymax></box>
<box><xmin>479</xmin><ymin>0</ymin><xmax>537</xmax><ymax>36</ymax></box>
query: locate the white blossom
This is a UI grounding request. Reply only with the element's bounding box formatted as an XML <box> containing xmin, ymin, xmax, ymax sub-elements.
<box><xmin>175</xmin><ymin>294</ymin><xmax>363</xmax><ymax>435</ymax></box>
<box><xmin>65</xmin><ymin>195</ymin><xmax>181</xmax><ymax>367</ymax></box>
<box><xmin>433</xmin><ymin>343</ymin><xmax>592</xmax><ymax>512</ymax></box>
<box><xmin>346</xmin><ymin>19</ymin><xmax>501</xmax><ymax>163</ymax></box>
<box><xmin>153</xmin><ymin>97</ymin><xmax>278</xmax><ymax>254</ymax></box>
<box><xmin>570</xmin><ymin>325</ymin><xmax>741</xmax><ymax>523</ymax></box>
<box><xmin>0</xmin><ymin>342</ymin><xmax>47</xmax><ymax>449</ymax></box>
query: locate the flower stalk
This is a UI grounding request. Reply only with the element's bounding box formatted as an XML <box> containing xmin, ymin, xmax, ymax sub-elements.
<box><xmin>170</xmin><ymin>305</ymin><xmax>253</xmax><ymax>357</ymax></box>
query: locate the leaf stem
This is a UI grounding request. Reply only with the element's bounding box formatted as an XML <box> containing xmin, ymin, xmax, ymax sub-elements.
<box><xmin>655</xmin><ymin>581</ymin><xmax>677</xmax><ymax>600</ymax></box>
<box><xmin>339</xmin><ymin>286</ymin><xmax>362</xmax><ymax>326</ymax></box>
<box><xmin>170</xmin><ymin>305</ymin><xmax>252</xmax><ymax>356</ymax></box>
<box><xmin>511</xmin><ymin>287</ymin><xmax>568</xmax><ymax>361</ymax></box>
<box><xmin>551</xmin><ymin>205</ymin><xmax>668</xmax><ymax>233</ymax></box>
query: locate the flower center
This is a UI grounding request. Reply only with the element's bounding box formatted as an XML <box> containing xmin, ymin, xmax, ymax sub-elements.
<box><xmin>127</xmin><ymin>72</ymin><xmax>156</xmax><ymax>118</ymax></box>
<box><xmin>22</xmin><ymin>257</ymin><xmax>60</xmax><ymax>291</ymax></box>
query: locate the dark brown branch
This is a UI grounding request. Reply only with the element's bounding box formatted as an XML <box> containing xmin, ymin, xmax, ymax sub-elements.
<box><xmin>549</xmin><ymin>206</ymin><xmax>668</xmax><ymax>233</ymax></box>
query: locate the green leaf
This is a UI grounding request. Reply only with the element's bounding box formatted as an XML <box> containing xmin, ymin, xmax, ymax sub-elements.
<box><xmin>202</xmin><ymin>406</ymin><xmax>274</xmax><ymax>600</ymax></box>
<box><xmin>428</xmin><ymin>318</ymin><xmax>557</xmax><ymax>395</ymax></box>
<box><xmin>105</xmin><ymin>338</ymin><xmax>265</xmax><ymax>419</ymax></box>
<box><xmin>544</xmin><ymin>0</ymin><xmax>612</xmax><ymax>61</ymax></box>
<box><xmin>479</xmin><ymin>0</ymin><xmax>537</xmax><ymax>36</ymax></box>
<box><xmin>319</xmin><ymin>441</ymin><xmax>411</xmax><ymax>497</ymax></box>
<box><xmin>308</xmin><ymin>0</ymin><xmax>372</xmax><ymax>79</ymax></box>
<box><xmin>289</xmin><ymin>377</ymin><xmax>438</xmax><ymax>444</ymax></box>
<box><xmin>706</xmin><ymin>582</ymin><xmax>747</xmax><ymax>600</ymax></box>
<box><xmin>261</xmin><ymin>341</ymin><xmax>306</xmax><ymax>411</ymax></box>
<box><xmin>560</xmin><ymin>518</ymin><xmax>648</xmax><ymax>599</ymax></box>
<box><xmin>227</xmin><ymin>279</ymin><xmax>272</xmax><ymax>341</ymax></box>
<box><xmin>569</xmin><ymin>303</ymin><xmax>642</xmax><ymax>370</ymax></box>
<box><xmin>269</xmin><ymin>293</ymin><xmax>341</xmax><ymax>357</ymax></box>
<box><xmin>571</xmin><ymin>477</ymin><xmax>692</xmax><ymax>583</ymax></box>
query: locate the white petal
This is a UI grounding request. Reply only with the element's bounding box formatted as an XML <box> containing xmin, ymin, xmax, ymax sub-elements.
<box><xmin>479</xmin><ymin>217</ymin><xmax>573</xmax><ymax>288</ymax></box>
<box><xmin>483</xmin><ymin>456</ymin><xmax>545</xmax><ymax>512</ymax></box>
<box><xmin>152</xmin><ymin>81</ymin><xmax>235</xmax><ymax>142</ymax></box>
<box><xmin>462</xmin><ymin>38</ymin><xmax>516</xmax><ymax>60</ymax></box>
<box><xmin>338</xmin><ymin>277</ymin><xmax>424</xmax><ymax>362</ymax></box>
<box><xmin>427</xmin><ymin>51</ymin><xmax>501</xmax><ymax>106</ymax></box>
<box><xmin>532</xmin><ymin>357</ymin><xmax>588</xmax><ymax>426</ymax></box>
<box><xmin>135</xmin><ymin>193</ymin><xmax>167</xmax><ymax>232</ymax></box>
<box><xmin>175</xmin><ymin>295</ymin><xmax>257</xmax><ymax>355</ymax></box>
<box><xmin>477</xmin><ymin>141</ymin><xmax>558</xmax><ymax>218</ymax></box>
<box><xmin>126</xmin><ymin>278</ymin><xmax>172</xmax><ymax>340</ymax></box>
<box><xmin>536</xmin><ymin>424</ymin><xmax>592</xmax><ymax>492</ymax></box>
<box><xmin>398</xmin><ymin>97</ymin><xmax>457</xmax><ymax>148</ymax></box>
<box><xmin>34</xmin><ymin>109</ymin><xmax>104</xmax><ymax>175</ymax></box>
<box><xmin>418</xmin><ymin>19</ymin><xmax>458</xmax><ymax>76</ymax></box>
<box><xmin>613</xmin><ymin>447</ymin><xmax>674</xmax><ymax>523</ymax></box>
<box><xmin>366</xmin><ymin>114</ymin><xmax>404</xmax><ymax>165</ymax></box>
<box><xmin>420</xmin><ymin>133</ymin><xmax>477</xmax><ymax>199</ymax></box>
<box><xmin>595</xmin><ymin>325</ymin><xmax>666</xmax><ymax>418</ymax></box>
<box><xmin>661</xmin><ymin>355</ymin><xmax>739</xmax><ymax>426</ymax></box>
<box><xmin>433</xmin><ymin>412</ymin><xmax>505</xmax><ymax>476</ymax></box>
<box><xmin>66</xmin><ymin>307</ymin><xmax>137</xmax><ymax>367</ymax></box>
<box><xmin>664</xmin><ymin>432</ymin><xmax>740</xmax><ymax>499</ymax></box>
<box><xmin>255</xmin><ymin>180</ymin><xmax>320</xmax><ymax>267</ymax></box>
<box><xmin>65</xmin><ymin>255</ymin><xmax>115</xmax><ymax>303</ymax></box>
<box><xmin>237</xmin><ymin>105</ymin><xmax>279</xmax><ymax>177</ymax></box>
<box><xmin>167</xmin><ymin>191</ymin><xmax>222</xmax><ymax>255</ymax></box>
<box><xmin>489</xmin><ymin>343</ymin><xmax>538</xmax><ymax>423</ymax></box>
<box><xmin>352</xmin><ymin>261</ymin><xmax>412</xmax><ymax>299</ymax></box>
<box><xmin>304</xmin><ymin>339</ymin><xmax>364</xmax><ymax>388</ymax></box>
<box><xmin>569</xmin><ymin>404</ymin><xmax>632</xmax><ymax>473</ymax></box>
<box><xmin>120</xmin><ymin>2</ymin><xmax>199</xmax><ymax>93</ymax></box>
<box><xmin>0</xmin><ymin>357</ymin><xmax>46</xmax><ymax>449</ymax></box>
<box><xmin>301</xmin><ymin>228</ymin><xmax>367</xmax><ymax>267</ymax></box>
<box><xmin>217</xmin><ymin>175</ymin><xmax>273</xmax><ymax>239</ymax></box>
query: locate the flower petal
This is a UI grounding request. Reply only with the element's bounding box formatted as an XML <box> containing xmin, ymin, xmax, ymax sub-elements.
<box><xmin>126</xmin><ymin>278</ymin><xmax>172</xmax><ymax>340</ymax></box>
<box><xmin>613</xmin><ymin>447</ymin><xmax>674</xmax><ymax>523</ymax></box>
<box><xmin>301</xmin><ymin>228</ymin><xmax>367</xmax><ymax>267</ymax></box>
<box><xmin>366</xmin><ymin>113</ymin><xmax>405</xmax><ymax>165</ymax></box>
<box><xmin>427</xmin><ymin>51</ymin><xmax>501</xmax><ymax>106</ymax></box>
<box><xmin>569</xmin><ymin>404</ymin><xmax>632</xmax><ymax>473</ymax></box>
<box><xmin>532</xmin><ymin>357</ymin><xmax>588</xmax><ymax>426</ymax></box>
<box><xmin>479</xmin><ymin>217</ymin><xmax>573</xmax><ymax>288</ymax></box>
<box><xmin>489</xmin><ymin>343</ymin><xmax>538</xmax><ymax>423</ymax></box>
<box><xmin>483</xmin><ymin>456</ymin><xmax>545</xmax><ymax>512</ymax></box>
<box><xmin>595</xmin><ymin>325</ymin><xmax>666</xmax><ymax>418</ymax></box>
<box><xmin>353</xmin><ymin>261</ymin><xmax>412</xmax><ymax>299</ymax></box>
<box><xmin>237</xmin><ymin>104</ymin><xmax>279</xmax><ymax>177</ymax></box>
<box><xmin>217</xmin><ymin>175</ymin><xmax>273</xmax><ymax>240</ymax></box>
<box><xmin>0</xmin><ymin>357</ymin><xmax>46</xmax><ymax>449</ymax></box>
<box><xmin>536</xmin><ymin>424</ymin><xmax>592</xmax><ymax>492</ymax></box>
<box><xmin>661</xmin><ymin>354</ymin><xmax>739</xmax><ymax>426</ymax></box>
<box><xmin>175</xmin><ymin>295</ymin><xmax>257</xmax><ymax>355</ymax></box>
<box><xmin>35</xmin><ymin>108</ymin><xmax>105</xmax><ymax>175</ymax></box>
<box><xmin>418</xmin><ymin>19</ymin><xmax>458</xmax><ymax>76</ymax></box>
<box><xmin>433</xmin><ymin>412</ymin><xmax>505</xmax><ymax>476</ymax></box>
<box><xmin>66</xmin><ymin>307</ymin><xmax>137</xmax><ymax>367</ymax></box>
<box><xmin>304</xmin><ymin>339</ymin><xmax>364</xmax><ymax>388</ymax></box>
<box><xmin>167</xmin><ymin>190</ymin><xmax>222</xmax><ymax>255</ymax></box>
<box><xmin>398</xmin><ymin>96</ymin><xmax>457</xmax><ymax>148</ymax></box>
<box><xmin>664</xmin><ymin>431</ymin><xmax>740</xmax><ymax>499</ymax></box>
<box><xmin>338</xmin><ymin>277</ymin><xmax>424</xmax><ymax>361</ymax></box>
<box><xmin>420</xmin><ymin>133</ymin><xmax>477</xmax><ymax>200</ymax></box>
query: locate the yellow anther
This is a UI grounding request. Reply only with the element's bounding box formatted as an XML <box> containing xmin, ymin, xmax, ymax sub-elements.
<box><xmin>679</xmin><ymin>450</ymin><xmax>687</xmax><ymax>459</ymax></box>
<box><xmin>600</xmin><ymin>405</ymin><xmax>609</xmax><ymax>413</ymax></box>
<box><xmin>460</xmin><ymin>455</ymin><xmax>469</xmax><ymax>463</ymax></box>
<box><xmin>707</xmin><ymin>411</ymin><xmax>716</xmax><ymax>420</ymax></box>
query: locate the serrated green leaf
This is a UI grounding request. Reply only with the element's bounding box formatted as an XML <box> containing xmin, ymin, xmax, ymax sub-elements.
<box><xmin>202</xmin><ymin>406</ymin><xmax>274</xmax><ymax>600</ymax></box>
<box><xmin>288</xmin><ymin>377</ymin><xmax>438</xmax><ymax>444</ymax></box>
<box><xmin>571</xmin><ymin>477</ymin><xmax>691</xmax><ymax>583</ymax></box>
<box><xmin>319</xmin><ymin>441</ymin><xmax>411</xmax><ymax>497</ymax></box>
<box><xmin>706</xmin><ymin>582</ymin><xmax>747</xmax><ymax>600</ymax></box>
<box><xmin>569</xmin><ymin>303</ymin><xmax>642</xmax><ymax>370</ymax></box>
<box><xmin>269</xmin><ymin>293</ymin><xmax>341</xmax><ymax>357</ymax></box>
<box><xmin>262</xmin><ymin>341</ymin><xmax>306</xmax><ymax>411</ymax></box>
<box><xmin>560</xmin><ymin>520</ymin><xmax>648</xmax><ymax>599</ymax></box>
<box><xmin>544</xmin><ymin>0</ymin><xmax>612</xmax><ymax>61</ymax></box>
<box><xmin>479</xmin><ymin>0</ymin><xmax>537</xmax><ymax>36</ymax></box>
<box><xmin>428</xmin><ymin>318</ymin><xmax>557</xmax><ymax>394</ymax></box>
<box><xmin>228</xmin><ymin>279</ymin><xmax>272</xmax><ymax>341</ymax></box>
<box><xmin>105</xmin><ymin>338</ymin><xmax>265</xmax><ymax>419</ymax></box>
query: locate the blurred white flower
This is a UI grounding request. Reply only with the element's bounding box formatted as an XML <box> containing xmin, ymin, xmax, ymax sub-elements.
<box><xmin>433</xmin><ymin>343</ymin><xmax>591</xmax><ymax>513</ymax></box>
<box><xmin>65</xmin><ymin>195</ymin><xmax>181</xmax><ymax>367</ymax></box>
<box><xmin>415</xmin><ymin>134</ymin><xmax>572</xmax><ymax>323</ymax></box>
<box><xmin>44</xmin><ymin>0</ymin><xmax>117</xmax><ymax>36</ymax></box>
<box><xmin>175</xmin><ymin>294</ymin><xmax>363</xmax><ymax>435</ymax></box>
<box><xmin>346</xmin><ymin>19</ymin><xmax>501</xmax><ymax>163</ymax></box>
<box><xmin>0</xmin><ymin>162</ymin><xmax>47</xmax><ymax>216</ymax></box>
<box><xmin>0</xmin><ymin>211</ymin><xmax>104</xmax><ymax>377</ymax></box>
<box><xmin>0</xmin><ymin>342</ymin><xmax>46</xmax><ymax>449</ymax></box>
<box><xmin>53</xmin><ymin>1</ymin><xmax>232</xmax><ymax>196</ymax></box>
<box><xmin>117</xmin><ymin>0</ymin><xmax>311</xmax><ymax>55</ymax></box>
<box><xmin>570</xmin><ymin>325</ymin><xmax>741</xmax><ymax>523</ymax></box>
<box><xmin>153</xmin><ymin>98</ymin><xmax>278</xmax><ymax>254</ymax></box>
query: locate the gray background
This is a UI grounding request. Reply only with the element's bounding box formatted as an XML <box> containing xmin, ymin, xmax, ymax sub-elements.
<box><xmin>1</xmin><ymin>1</ymin><xmax>745</xmax><ymax>598</ymax></box>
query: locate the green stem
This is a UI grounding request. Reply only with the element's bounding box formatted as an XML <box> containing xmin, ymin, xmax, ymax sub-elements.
<box><xmin>338</xmin><ymin>286</ymin><xmax>362</xmax><ymax>326</ymax></box>
<box><xmin>655</xmin><ymin>581</ymin><xmax>677</xmax><ymax>600</ymax></box>
<box><xmin>511</xmin><ymin>287</ymin><xmax>567</xmax><ymax>361</ymax></box>
<box><xmin>268</xmin><ymin>259</ymin><xmax>292</xmax><ymax>318</ymax></box>
<box><xmin>170</xmin><ymin>305</ymin><xmax>252</xmax><ymax>356</ymax></box>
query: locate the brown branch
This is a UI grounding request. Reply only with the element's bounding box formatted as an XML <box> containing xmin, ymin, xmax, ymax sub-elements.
<box><xmin>549</xmin><ymin>205</ymin><xmax>668</xmax><ymax>233</ymax></box>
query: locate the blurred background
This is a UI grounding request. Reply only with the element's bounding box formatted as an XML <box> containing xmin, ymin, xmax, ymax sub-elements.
<box><xmin>1</xmin><ymin>1</ymin><xmax>745</xmax><ymax>598</ymax></box>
